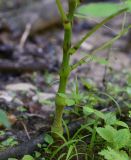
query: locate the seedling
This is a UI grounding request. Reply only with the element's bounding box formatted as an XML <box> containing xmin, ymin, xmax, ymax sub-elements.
<box><xmin>96</xmin><ymin>125</ymin><xmax>131</xmax><ymax>160</ymax></box>
<box><xmin>51</xmin><ymin>0</ymin><xmax>131</xmax><ymax>136</ymax></box>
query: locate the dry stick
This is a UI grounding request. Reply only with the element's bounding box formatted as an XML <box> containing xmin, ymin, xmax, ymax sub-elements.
<box><xmin>0</xmin><ymin>61</ymin><xmax>47</xmax><ymax>72</ymax></box>
<box><xmin>19</xmin><ymin>23</ymin><xmax>32</xmax><ymax>49</ymax></box>
<box><xmin>25</xmin><ymin>113</ymin><xmax>48</xmax><ymax>120</ymax></box>
<box><xmin>21</xmin><ymin>121</ymin><xmax>31</xmax><ymax>140</ymax></box>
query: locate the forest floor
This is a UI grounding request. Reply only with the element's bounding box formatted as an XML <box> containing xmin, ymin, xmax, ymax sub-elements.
<box><xmin>0</xmin><ymin>13</ymin><xmax>130</xmax><ymax>159</ymax></box>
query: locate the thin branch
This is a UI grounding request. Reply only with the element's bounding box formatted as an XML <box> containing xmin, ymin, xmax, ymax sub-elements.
<box><xmin>19</xmin><ymin>23</ymin><xmax>31</xmax><ymax>49</ymax></box>
<box><xmin>68</xmin><ymin>8</ymin><xmax>128</xmax><ymax>55</ymax></box>
<box><xmin>56</xmin><ymin>0</ymin><xmax>68</xmax><ymax>22</ymax></box>
<box><xmin>21</xmin><ymin>121</ymin><xmax>31</xmax><ymax>140</ymax></box>
<box><xmin>71</xmin><ymin>26</ymin><xmax>130</xmax><ymax>71</ymax></box>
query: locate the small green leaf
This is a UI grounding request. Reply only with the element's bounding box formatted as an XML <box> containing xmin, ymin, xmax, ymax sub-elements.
<box><xmin>79</xmin><ymin>54</ymin><xmax>109</xmax><ymax>66</ymax></box>
<box><xmin>0</xmin><ymin>131</ymin><xmax>5</xmax><ymax>136</ymax></box>
<box><xmin>94</xmin><ymin>57</ymin><xmax>109</xmax><ymax>65</ymax></box>
<box><xmin>114</xmin><ymin>129</ymin><xmax>130</xmax><ymax>149</ymax></box>
<box><xmin>34</xmin><ymin>151</ymin><xmax>41</xmax><ymax>158</ymax></box>
<box><xmin>94</xmin><ymin>110</ymin><xmax>105</xmax><ymax>119</ymax></box>
<box><xmin>115</xmin><ymin>121</ymin><xmax>129</xmax><ymax>129</ymax></box>
<box><xmin>65</xmin><ymin>99</ymin><xmax>75</xmax><ymax>106</ymax></box>
<box><xmin>81</xmin><ymin>78</ymin><xmax>95</xmax><ymax>90</ymax></box>
<box><xmin>96</xmin><ymin>125</ymin><xmax>117</xmax><ymax>143</ymax></box>
<box><xmin>104</xmin><ymin>112</ymin><xmax>117</xmax><ymax>125</ymax></box>
<box><xmin>76</xmin><ymin>3</ymin><xmax>126</xmax><ymax>18</ymax></box>
<box><xmin>2</xmin><ymin>137</ymin><xmax>18</xmax><ymax>147</ymax></box>
<box><xmin>83</xmin><ymin>106</ymin><xmax>94</xmax><ymax>116</ymax></box>
<box><xmin>57</xmin><ymin>93</ymin><xmax>67</xmax><ymax>98</ymax></box>
<box><xmin>83</xmin><ymin>106</ymin><xmax>105</xmax><ymax>119</ymax></box>
<box><xmin>0</xmin><ymin>109</ymin><xmax>10</xmax><ymax>128</ymax></box>
<box><xmin>22</xmin><ymin>155</ymin><xmax>34</xmax><ymax>160</ymax></box>
<box><xmin>44</xmin><ymin>134</ymin><xmax>54</xmax><ymax>145</ymax></box>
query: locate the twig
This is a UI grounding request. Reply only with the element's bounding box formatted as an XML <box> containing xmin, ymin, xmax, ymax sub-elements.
<box><xmin>56</xmin><ymin>0</ymin><xmax>68</xmax><ymax>23</ymax></box>
<box><xmin>21</xmin><ymin>121</ymin><xmax>31</xmax><ymax>140</ymax></box>
<box><xmin>19</xmin><ymin>23</ymin><xmax>31</xmax><ymax>49</ymax></box>
<box><xmin>25</xmin><ymin>113</ymin><xmax>47</xmax><ymax>120</ymax></box>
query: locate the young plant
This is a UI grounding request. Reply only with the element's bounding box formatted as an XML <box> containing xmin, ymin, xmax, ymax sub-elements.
<box><xmin>99</xmin><ymin>147</ymin><xmax>130</xmax><ymax>160</ymax></box>
<box><xmin>51</xmin><ymin>0</ymin><xmax>131</xmax><ymax>136</ymax></box>
<box><xmin>96</xmin><ymin>125</ymin><xmax>131</xmax><ymax>160</ymax></box>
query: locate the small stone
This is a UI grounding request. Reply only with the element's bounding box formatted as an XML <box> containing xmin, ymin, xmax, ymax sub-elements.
<box><xmin>6</xmin><ymin>83</ymin><xmax>36</xmax><ymax>91</ymax></box>
<box><xmin>33</xmin><ymin>92</ymin><xmax>55</xmax><ymax>102</ymax></box>
<box><xmin>81</xmin><ymin>42</ymin><xmax>93</xmax><ymax>51</ymax></box>
<box><xmin>0</xmin><ymin>91</ymin><xmax>14</xmax><ymax>102</ymax></box>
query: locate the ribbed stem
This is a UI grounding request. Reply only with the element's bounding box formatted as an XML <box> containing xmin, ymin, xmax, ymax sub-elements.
<box><xmin>51</xmin><ymin>1</ymin><xmax>72</xmax><ymax>136</ymax></box>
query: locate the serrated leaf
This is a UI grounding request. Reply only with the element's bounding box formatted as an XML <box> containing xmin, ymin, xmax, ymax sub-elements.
<box><xmin>76</xmin><ymin>3</ymin><xmax>126</xmax><ymax>18</ymax></box>
<box><xmin>99</xmin><ymin>147</ymin><xmax>130</xmax><ymax>160</ymax></box>
<box><xmin>104</xmin><ymin>112</ymin><xmax>117</xmax><ymax>125</ymax></box>
<box><xmin>0</xmin><ymin>109</ymin><xmax>10</xmax><ymax>128</ymax></box>
<box><xmin>96</xmin><ymin>125</ymin><xmax>117</xmax><ymax>143</ymax></box>
<box><xmin>115</xmin><ymin>121</ymin><xmax>129</xmax><ymax>129</ymax></box>
<box><xmin>114</xmin><ymin>129</ymin><xmax>130</xmax><ymax>149</ymax></box>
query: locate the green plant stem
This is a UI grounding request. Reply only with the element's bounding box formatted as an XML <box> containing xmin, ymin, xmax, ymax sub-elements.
<box><xmin>88</xmin><ymin>119</ymin><xmax>98</xmax><ymax>159</ymax></box>
<box><xmin>68</xmin><ymin>8</ymin><xmax>128</xmax><ymax>55</ymax></box>
<box><xmin>71</xmin><ymin>26</ymin><xmax>130</xmax><ymax>71</ymax></box>
<box><xmin>52</xmin><ymin>1</ymin><xmax>72</xmax><ymax>136</ymax></box>
<box><xmin>56</xmin><ymin>0</ymin><xmax>68</xmax><ymax>22</ymax></box>
<box><xmin>51</xmin><ymin>1</ymin><xmax>129</xmax><ymax>136</ymax></box>
<box><xmin>68</xmin><ymin>0</ymin><xmax>80</xmax><ymax>22</ymax></box>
